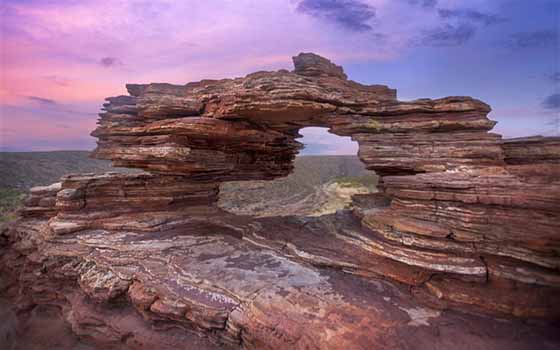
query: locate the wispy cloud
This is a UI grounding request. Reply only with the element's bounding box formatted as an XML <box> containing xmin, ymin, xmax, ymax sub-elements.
<box><xmin>437</xmin><ymin>8</ymin><xmax>506</xmax><ymax>26</ymax></box>
<box><xmin>26</xmin><ymin>95</ymin><xmax>57</xmax><ymax>105</ymax></box>
<box><xmin>296</xmin><ymin>0</ymin><xmax>376</xmax><ymax>32</ymax></box>
<box><xmin>0</xmin><ymin>103</ymin><xmax>98</xmax><ymax>151</ymax></box>
<box><xmin>413</xmin><ymin>5</ymin><xmax>505</xmax><ymax>48</ymax></box>
<box><xmin>542</xmin><ymin>93</ymin><xmax>560</xmax><ymax>110</ymax></box>
<box><xmin>43</xmin><ymin>75</ymin><xmax>71</xmax><ymax>86</ymax></box>
<box><xmin>507</xmin><ymin>29</ymin><xmax>558</xmax><ymax>49</ymax></box>
<box><xmin>418</xmin><ymin>23</ymin><xmax>476</xmax><ymax>47</ymax></box>
<box><xmin>406</xmin><ymin>0</ymin><xmax>438</xmax><ymax>10</ymax></box>
<box><xmin>99</xmin><ymin>56</ymin><xmax>120</xmax><ymax>67</ymax></box>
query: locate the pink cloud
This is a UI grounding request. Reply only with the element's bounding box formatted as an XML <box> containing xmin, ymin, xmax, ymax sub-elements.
<box><xmin>0</xmin><ymin>0</ymin><xmax>555</xmax><ymax>150</ymax></box>
<box><xmin>2</xmin><ymin>0</ymin><xmax>414</xmax><ymax>151</ymax></box>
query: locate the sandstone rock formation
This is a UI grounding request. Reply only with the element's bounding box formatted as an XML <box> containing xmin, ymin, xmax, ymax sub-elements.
<box><xmin>1</xmin><ymin>53</ymin><xmax>559</xmax><ymax>350</ymax></box>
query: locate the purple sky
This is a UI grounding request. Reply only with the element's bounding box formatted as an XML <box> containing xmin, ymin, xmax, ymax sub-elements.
<box><xmin>1</xmin><ymin>0</ymin><xmax>559</xmax><ymax>154</ymax></box>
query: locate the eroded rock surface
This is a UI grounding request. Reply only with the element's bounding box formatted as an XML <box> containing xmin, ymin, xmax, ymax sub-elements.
<box><xmin>1</xmin><ymin>53</ymin><xmax>559</xmax><ymax>349</ymax></box>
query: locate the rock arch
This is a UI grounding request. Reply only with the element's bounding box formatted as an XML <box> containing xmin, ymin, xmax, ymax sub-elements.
<box><xmin>3</xmin><ymin>53</ymin><xmax>560</xmax><ymax>349</ymax></box>
<box><xmin>92</xmin><ymin>53</ymin><xmax>499</xmax><ymax>179</ymax></box>
<box><xmin>84</xmin><ymin>53</ymin><xmax>560</xmax><ymax>318</ymax></box>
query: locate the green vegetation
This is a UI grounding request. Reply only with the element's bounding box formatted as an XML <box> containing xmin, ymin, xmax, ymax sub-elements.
<box><xmin>333</xmin><ymin>174</ymin><xmax>378</xmax><ymax>189</ymax></box>
<box><xmin>0</xmin><ymin>151</ymin><xmax>135</xmax><ymax>190</ymax></box>
<box><xmin>0</xmin><ymin>188</ymin><xmax>24</xmax><ymax>223</ymax></box>
<box><xmin>0</xmin><ymin>151</ymin><xmax>136</xmax><ymax>226</ymax></box>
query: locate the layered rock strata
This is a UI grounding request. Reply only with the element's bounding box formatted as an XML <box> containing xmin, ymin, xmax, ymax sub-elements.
<box><xmin>49</xmin><ymin>172</ymin><xmax>219</xmax><ymax>235</ymax></box>
<box><xmin>2</xmin><ymin>200</ymin><xmax>559</xmax><ymax>350</ymax></box>
<box><xmin>20</xmin><ymin>182</ymin><xmax>62</xmax><ymax>218</ymax></box>
<box><xmin>2</xmin><ymin>53</ymin><xmax>559</xmax><ymax>349</ymax></box>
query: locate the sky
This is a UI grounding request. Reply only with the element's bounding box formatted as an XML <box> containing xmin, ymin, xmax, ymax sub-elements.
<box><xmin>0</xmin><ymin>0</ymin><xmax>559</xmax><ymax>154</ymax></box>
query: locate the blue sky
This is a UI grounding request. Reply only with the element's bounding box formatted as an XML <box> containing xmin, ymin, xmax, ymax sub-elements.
<box><xmin>0</xmin><ymin>0</ymin><xmax>558</xmax><ymax>153</ymax></box>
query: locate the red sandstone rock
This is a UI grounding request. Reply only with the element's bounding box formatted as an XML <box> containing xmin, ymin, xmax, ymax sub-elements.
<box><xmin>3</xmin><ymin>210</ymin><xmax>559</xmax><ymax>349</ymax></box>
<box><xmin>1</xmin><ymin>53</ymin><xmax>559</xmax><ymax>349</ymax></box>
<box><xmin>292</xmin><ymin>52</ymin><xmax>349</xmax><ymax>79</ymax></box>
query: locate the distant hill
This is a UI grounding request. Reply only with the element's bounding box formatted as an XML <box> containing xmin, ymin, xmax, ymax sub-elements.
<box><xmin>219</xmin><ymin>155</ymin><xmax>378</xmax><ymax>216</ymax></box>
<box><xmin>0</xmin><ymin>152</ymin><xmax>377</xmax><ymax>220</ymax></box>
<box><xmin>0</xmin><ymin>151</ymin><xmax>133</xmax><ymax>189</ymax></box>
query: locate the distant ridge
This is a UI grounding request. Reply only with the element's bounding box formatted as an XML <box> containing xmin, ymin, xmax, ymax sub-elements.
<box><xmin>0</xmin><ymin>151</ymin><xmax>132</xmax><ymax>189</ymax></box>
<box><xmin>0</xmin><ymin>151</ymin><xmax>372</xmax><ymax>191</ymax></box>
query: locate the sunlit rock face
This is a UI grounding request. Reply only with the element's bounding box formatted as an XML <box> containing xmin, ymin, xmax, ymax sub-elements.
<box><xmin>1</xmin><ymin>53</ymin><xmax>559</xmax><ymax>350</ymax></box>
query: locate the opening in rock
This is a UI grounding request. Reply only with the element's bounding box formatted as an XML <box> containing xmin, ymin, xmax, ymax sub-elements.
<box><xmin>297</xmin><ymin>127</ymin><xmax>358</xmax><ymax>156</ymax></box>
<box><xmin>218</xmin><ymin>127</ymin><xmax>378</xmax><ymax>217</ymax></box>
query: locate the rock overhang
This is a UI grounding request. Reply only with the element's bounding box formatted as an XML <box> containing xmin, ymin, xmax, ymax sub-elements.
<box><xmin>92</xmin><ymin>52</ymin><xmax>498</xmax><ymax>179</ymax></box>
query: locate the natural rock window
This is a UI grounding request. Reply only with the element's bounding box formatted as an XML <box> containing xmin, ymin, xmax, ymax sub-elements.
<box><xmin>219</xmin><ymin>126</ymin><xmax>377</xmax><ymax>217</ymax></box>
